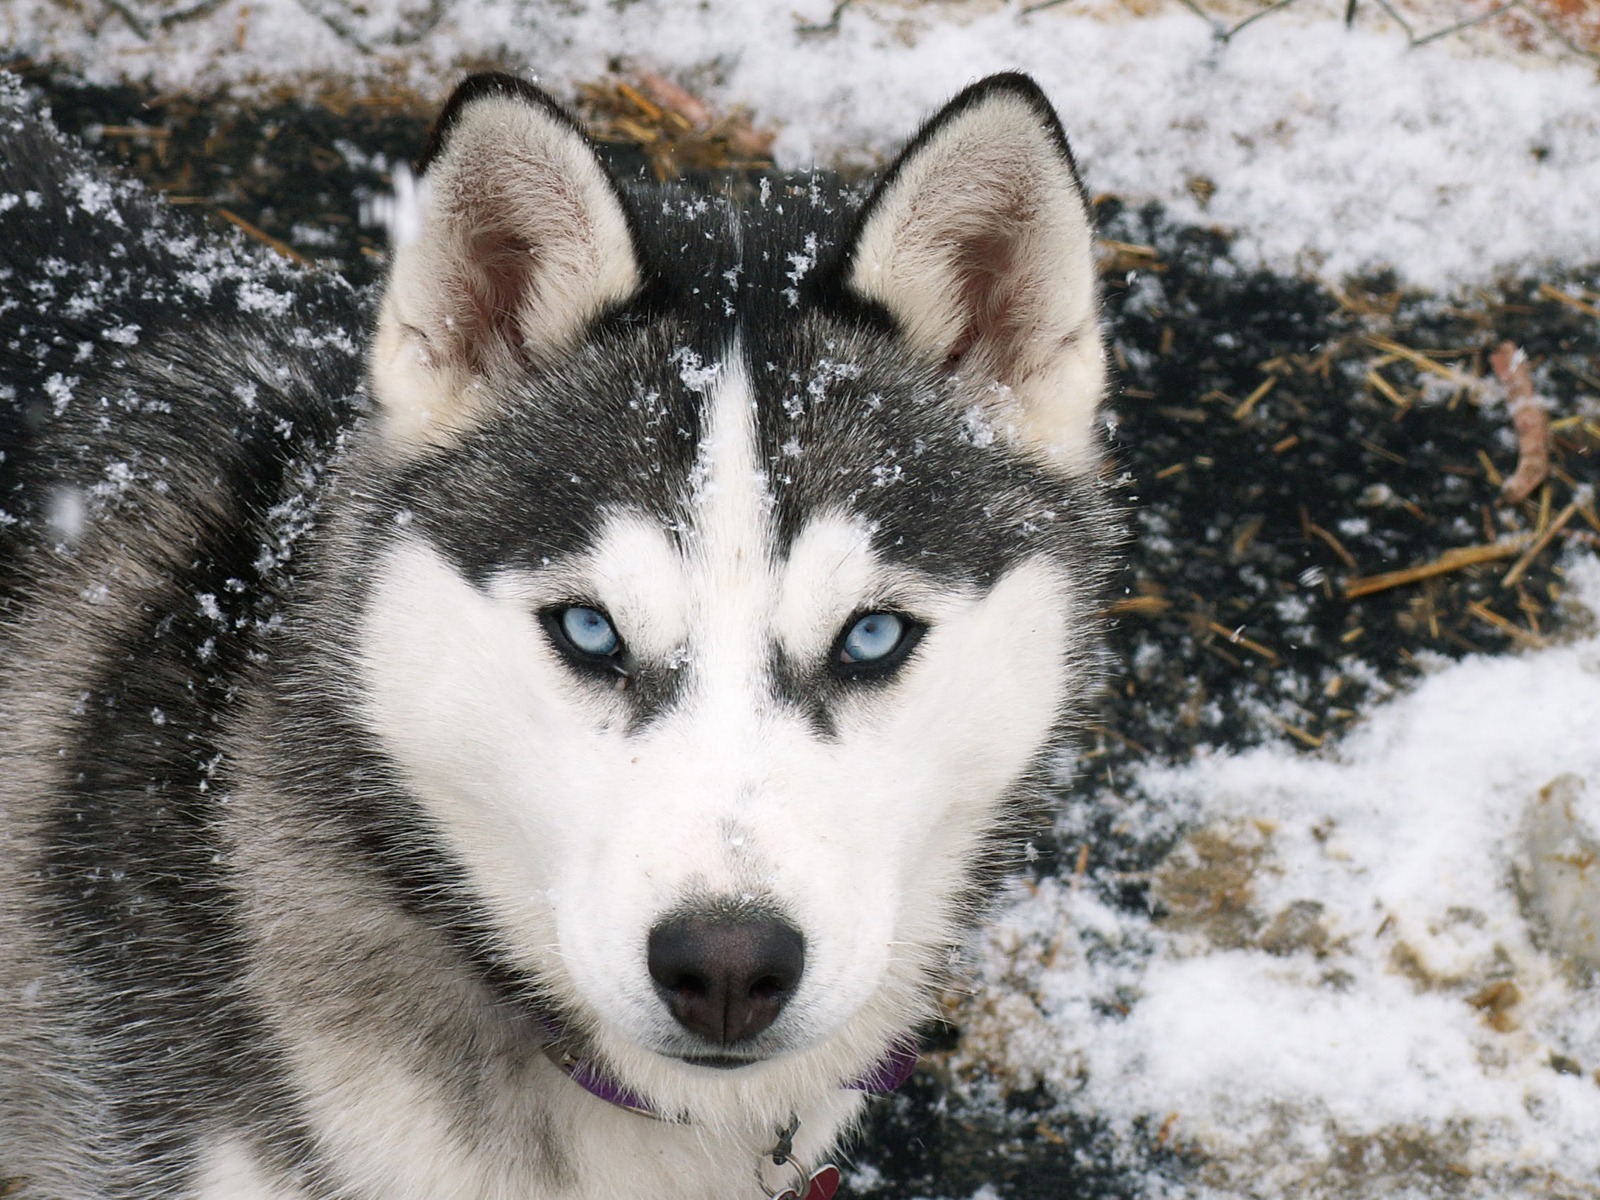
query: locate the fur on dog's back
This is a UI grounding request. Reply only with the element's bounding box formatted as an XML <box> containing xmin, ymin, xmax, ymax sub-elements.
<box><xmin>0</xmin><ymin>72</ymin><xmax>1116</xmax><ymax>1199</ymax></box>
<box><xmin>0</xmin><ymin>85</ymin><xmax>366</xmax><ymax>1193</ymax></box>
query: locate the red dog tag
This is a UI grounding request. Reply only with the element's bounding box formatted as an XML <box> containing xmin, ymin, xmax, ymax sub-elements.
<box><xmin>802</xmin><ymin>1165</ymin><xmax>841</xmax><ymax>1200</ymax></box>
<box><xmin>771</xmin><ymin>1163</ymin><xmax>841</xmax><ymax>1200</ymax></box>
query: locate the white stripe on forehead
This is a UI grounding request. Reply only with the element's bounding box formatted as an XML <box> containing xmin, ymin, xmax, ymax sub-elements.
<box><xmin>682</xmin><ymin>346</ymin><xmax>775</xmax><ymax>709</ymax></box>
<box><xmin>682</xmin><ymin>346</ymin><xmax>766</xmax><ymax>562</ymax></box>
<box><xmin>566</xmin><ymin>349</ymin><xmax>904</xmax><ymax>684</ymax></box>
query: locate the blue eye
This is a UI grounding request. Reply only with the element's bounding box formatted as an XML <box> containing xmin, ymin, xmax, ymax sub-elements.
<box><xmin>842</xmin><ymin>613</ymin><xmax>902</xmax><ymax>663</ymax></box>
<box><xmin>557</xmin><ymin>606</ymin><xmax>620</xmax><ymax>658</ymax></box>
<box><xmin>837</xmin><ymin>611</ymin><xmax>918</xmax><ymax>672</ymax></box>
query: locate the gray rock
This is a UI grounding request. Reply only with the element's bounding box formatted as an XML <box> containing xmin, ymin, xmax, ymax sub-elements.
<box><xmin>1518</xmin><ymin>774</ymin><xmax>1600</xmax><ymax>972</ymax></box>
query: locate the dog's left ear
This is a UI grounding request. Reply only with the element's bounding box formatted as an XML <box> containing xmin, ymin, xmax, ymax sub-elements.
<box><xmin>842</xmin><ymin>74</ymin><xmax>1104</xmax><ymax>472</ymax></box>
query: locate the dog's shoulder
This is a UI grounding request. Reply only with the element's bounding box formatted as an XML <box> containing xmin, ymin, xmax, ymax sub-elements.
<box><xmin>0</xmin><ymin>81</ymin><xmax>366</xmax><ymax>589</ymax></box>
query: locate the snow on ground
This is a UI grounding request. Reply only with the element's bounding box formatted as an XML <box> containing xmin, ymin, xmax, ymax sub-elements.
<box><xmin>4</xmin><ymin>1</ymin><xmax>1599</xmax><ymax>290</ymax></box>
<box><xmin>959</xmin><ymin>551</ymin><xmax>1600</xmax><ymax>1197</ymax></box>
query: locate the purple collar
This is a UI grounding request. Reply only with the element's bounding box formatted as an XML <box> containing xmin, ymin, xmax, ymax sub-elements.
<box><xmin>541</xmin><ymin>1024</ymin><xmax>919</xmax><ymax>1119</ymax></box>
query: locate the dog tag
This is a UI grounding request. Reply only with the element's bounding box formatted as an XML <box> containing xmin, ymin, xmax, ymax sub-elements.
<box><xmin>769</xmin><ymin>1164</ymin><xmax>841</xmax><ymax>1200</ymax></box>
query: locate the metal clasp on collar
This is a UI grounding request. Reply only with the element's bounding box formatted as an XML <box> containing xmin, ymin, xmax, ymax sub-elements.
<box><xmin>758</xmin><ymin>1115</ymin><xmax>841</xmax><ymax>1200</ymax></box>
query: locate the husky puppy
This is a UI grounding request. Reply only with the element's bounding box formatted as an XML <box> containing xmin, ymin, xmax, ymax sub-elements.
<box><xmin>0</xmin><ymin>70</ymin><xmax>1113</xmax><ymax>1199</ymax></box>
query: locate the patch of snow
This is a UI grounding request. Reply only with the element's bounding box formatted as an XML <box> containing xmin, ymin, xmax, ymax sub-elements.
<box><xmin>964</xmin><ymin>550</ymin><xmax>1600</xmax><ymax>1197</ymax></box>
<box><xmin>6</xmin><ymin>3</ymin><xmax>1599</xmax><ymax>287</ymax></box>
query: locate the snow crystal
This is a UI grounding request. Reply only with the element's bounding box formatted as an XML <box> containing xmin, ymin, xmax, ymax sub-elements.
<box><xmin>363</xmin><ymin>163</ymin><xmax>428</xmax><ymax>250</ymax></box>
<box><xmin>42</xmin><ymin>373</ymin><xmax>76</xmax><ymax>416</ymax></box>
<box><xmin>235</xmin><ymin>280</ymin><xmax>294</xmax><ymax>316</ymax></box>
<box><xmin>46</xmin><ymin>487</ymin><xmax>86</xmax><ymax>540</ymax></box>
<box><xmin>89</xmin><ymin>461</ymin><xmax>137</xmax><ymax>503</ymax></box>
<box><xmin>959</xmin><ymin>406</ymin><xmax>996</xmax><ymax>449</ymax></box>
<box><xmin>783</xmin><ymin>232</ymin><xmax>819</xmax><ymax>308</ymax></box>
<box><xmin>71</xmin><ymin>173</ymin><xmax>123</xmax><ymax>226</ymax></box>
<box><xmin>670</xmin><ymin>346</ymin><xmax>722</xmax><ymax>394</ymax></box>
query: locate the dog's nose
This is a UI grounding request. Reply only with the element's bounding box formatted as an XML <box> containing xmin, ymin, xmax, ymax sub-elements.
<box><xmin>647</xmin><ymin>914</ymin><xmax>805</xmax><ymax>1045</ymax></box>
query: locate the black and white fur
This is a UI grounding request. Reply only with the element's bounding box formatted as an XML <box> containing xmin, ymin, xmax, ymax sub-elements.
<box><xmin>0</xmin><ymin>71</ymin><xmax>1115</xmax><ymax>1199</ymax></box>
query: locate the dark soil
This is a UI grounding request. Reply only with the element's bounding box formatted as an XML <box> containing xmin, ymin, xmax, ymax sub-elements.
<box><xmin>8</xmin><ymin>61</ymin><xmax>1599</xmax><ymax>1200</ymax></box>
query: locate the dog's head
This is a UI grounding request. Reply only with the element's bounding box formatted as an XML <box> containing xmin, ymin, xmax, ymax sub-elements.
<box><xmin>350</xmin><ymin>72</ymin><xmax>1112</xmax><ymax>1126</ymax></box>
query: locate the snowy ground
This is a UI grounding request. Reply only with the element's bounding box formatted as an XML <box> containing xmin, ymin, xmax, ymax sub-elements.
<box><xmin>961</xmin><ymin>556</ymin><xmax>1600</xmax><ymax>1197</ymax></box>
<box><xmin>5</xmin><ymin>0</ymin><xmax>1600</xmax><ymax>289</ymax></box>
<box><xmin>7</xmin><ymin>2</ymin><xmax>1600</xmax><ymax>1197</ymax></box>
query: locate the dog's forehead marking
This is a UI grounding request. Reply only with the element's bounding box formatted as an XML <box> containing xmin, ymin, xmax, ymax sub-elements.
<box><xmin>578</xmin><ymin>366</ymin><xmax>884</xmax><ymax>680</ymax></box>
<box><xmin>686</xmin><ymin>347</ymin><xmax>766</xmax><ymax>577</ymax></box>
<box><xmin>684</xmin><ymin>353</ymin><xmax>904</xmax><ymax>674</ymax></box>
<box><xmin>602</xmin><ymin>347</ymin><xmax>951</xmax><ymax>661</ymax></box>
<box><xmin>681</xmin><ymin>347</ymin><xmax>775</xmax><ymax>708</ymax></box>
<box><xmin>575</xmin><ymin>348</ymin><xmax>919</xmax><ymax>697</ymax></box>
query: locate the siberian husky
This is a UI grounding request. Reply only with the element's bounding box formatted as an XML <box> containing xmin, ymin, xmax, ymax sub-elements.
<box><xmin>0</xmin><ymin>69</ymin><xmax>1114</xmax><ymax>1199</ymax></box>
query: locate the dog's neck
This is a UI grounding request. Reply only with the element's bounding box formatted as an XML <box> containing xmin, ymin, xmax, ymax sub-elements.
<box><xmin>540</xmin><ymin>1020</ymin><xmax>920</xmax><ymax>1120</ymax></box>
<box><xmin>539</xmin><ymin>1030</ymin><xmax>916</xmax><ymax>1200</ymax></box>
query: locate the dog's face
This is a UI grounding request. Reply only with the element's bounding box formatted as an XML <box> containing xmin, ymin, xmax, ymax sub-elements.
<box><xmin>350</xmin><ymin>73</ymin><xmax>1109</xmax><ymax>1125</ymax></box>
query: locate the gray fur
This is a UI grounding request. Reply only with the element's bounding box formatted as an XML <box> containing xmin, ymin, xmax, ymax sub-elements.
<box><xmin>0</xmin><ymin>71</ymin><xmax>1116</xmax><ymax>1199</ymax></box>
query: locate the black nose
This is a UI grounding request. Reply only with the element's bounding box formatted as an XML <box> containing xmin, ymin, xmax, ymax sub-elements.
<box><xmin>647</xmin><ymin>914</ymin><xmax>805</xmax><ymax>1045</ymax></box>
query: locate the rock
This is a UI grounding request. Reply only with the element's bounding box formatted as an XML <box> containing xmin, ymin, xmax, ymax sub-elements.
<box><xmin>1517</xmin><ymin>774</ymin><xmax>1600</xmax><ymax>973</ymax></box>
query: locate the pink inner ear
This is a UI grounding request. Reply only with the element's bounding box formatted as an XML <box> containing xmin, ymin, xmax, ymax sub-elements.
<box><xmin>449</xmin><ymin>202</ymin><xmax>542</xmax><ymax>374</ymax></box>
<box><xmin>944</xmin><ymin>225</ymin><xmax>1027</xmax><ymax>378</ymax></box>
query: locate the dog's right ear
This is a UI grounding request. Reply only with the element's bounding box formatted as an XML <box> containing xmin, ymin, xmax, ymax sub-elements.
<box><xmin>371</xmin><ymin>73</ymin><xmax>643</xmax><ymax>448</ymax></box>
